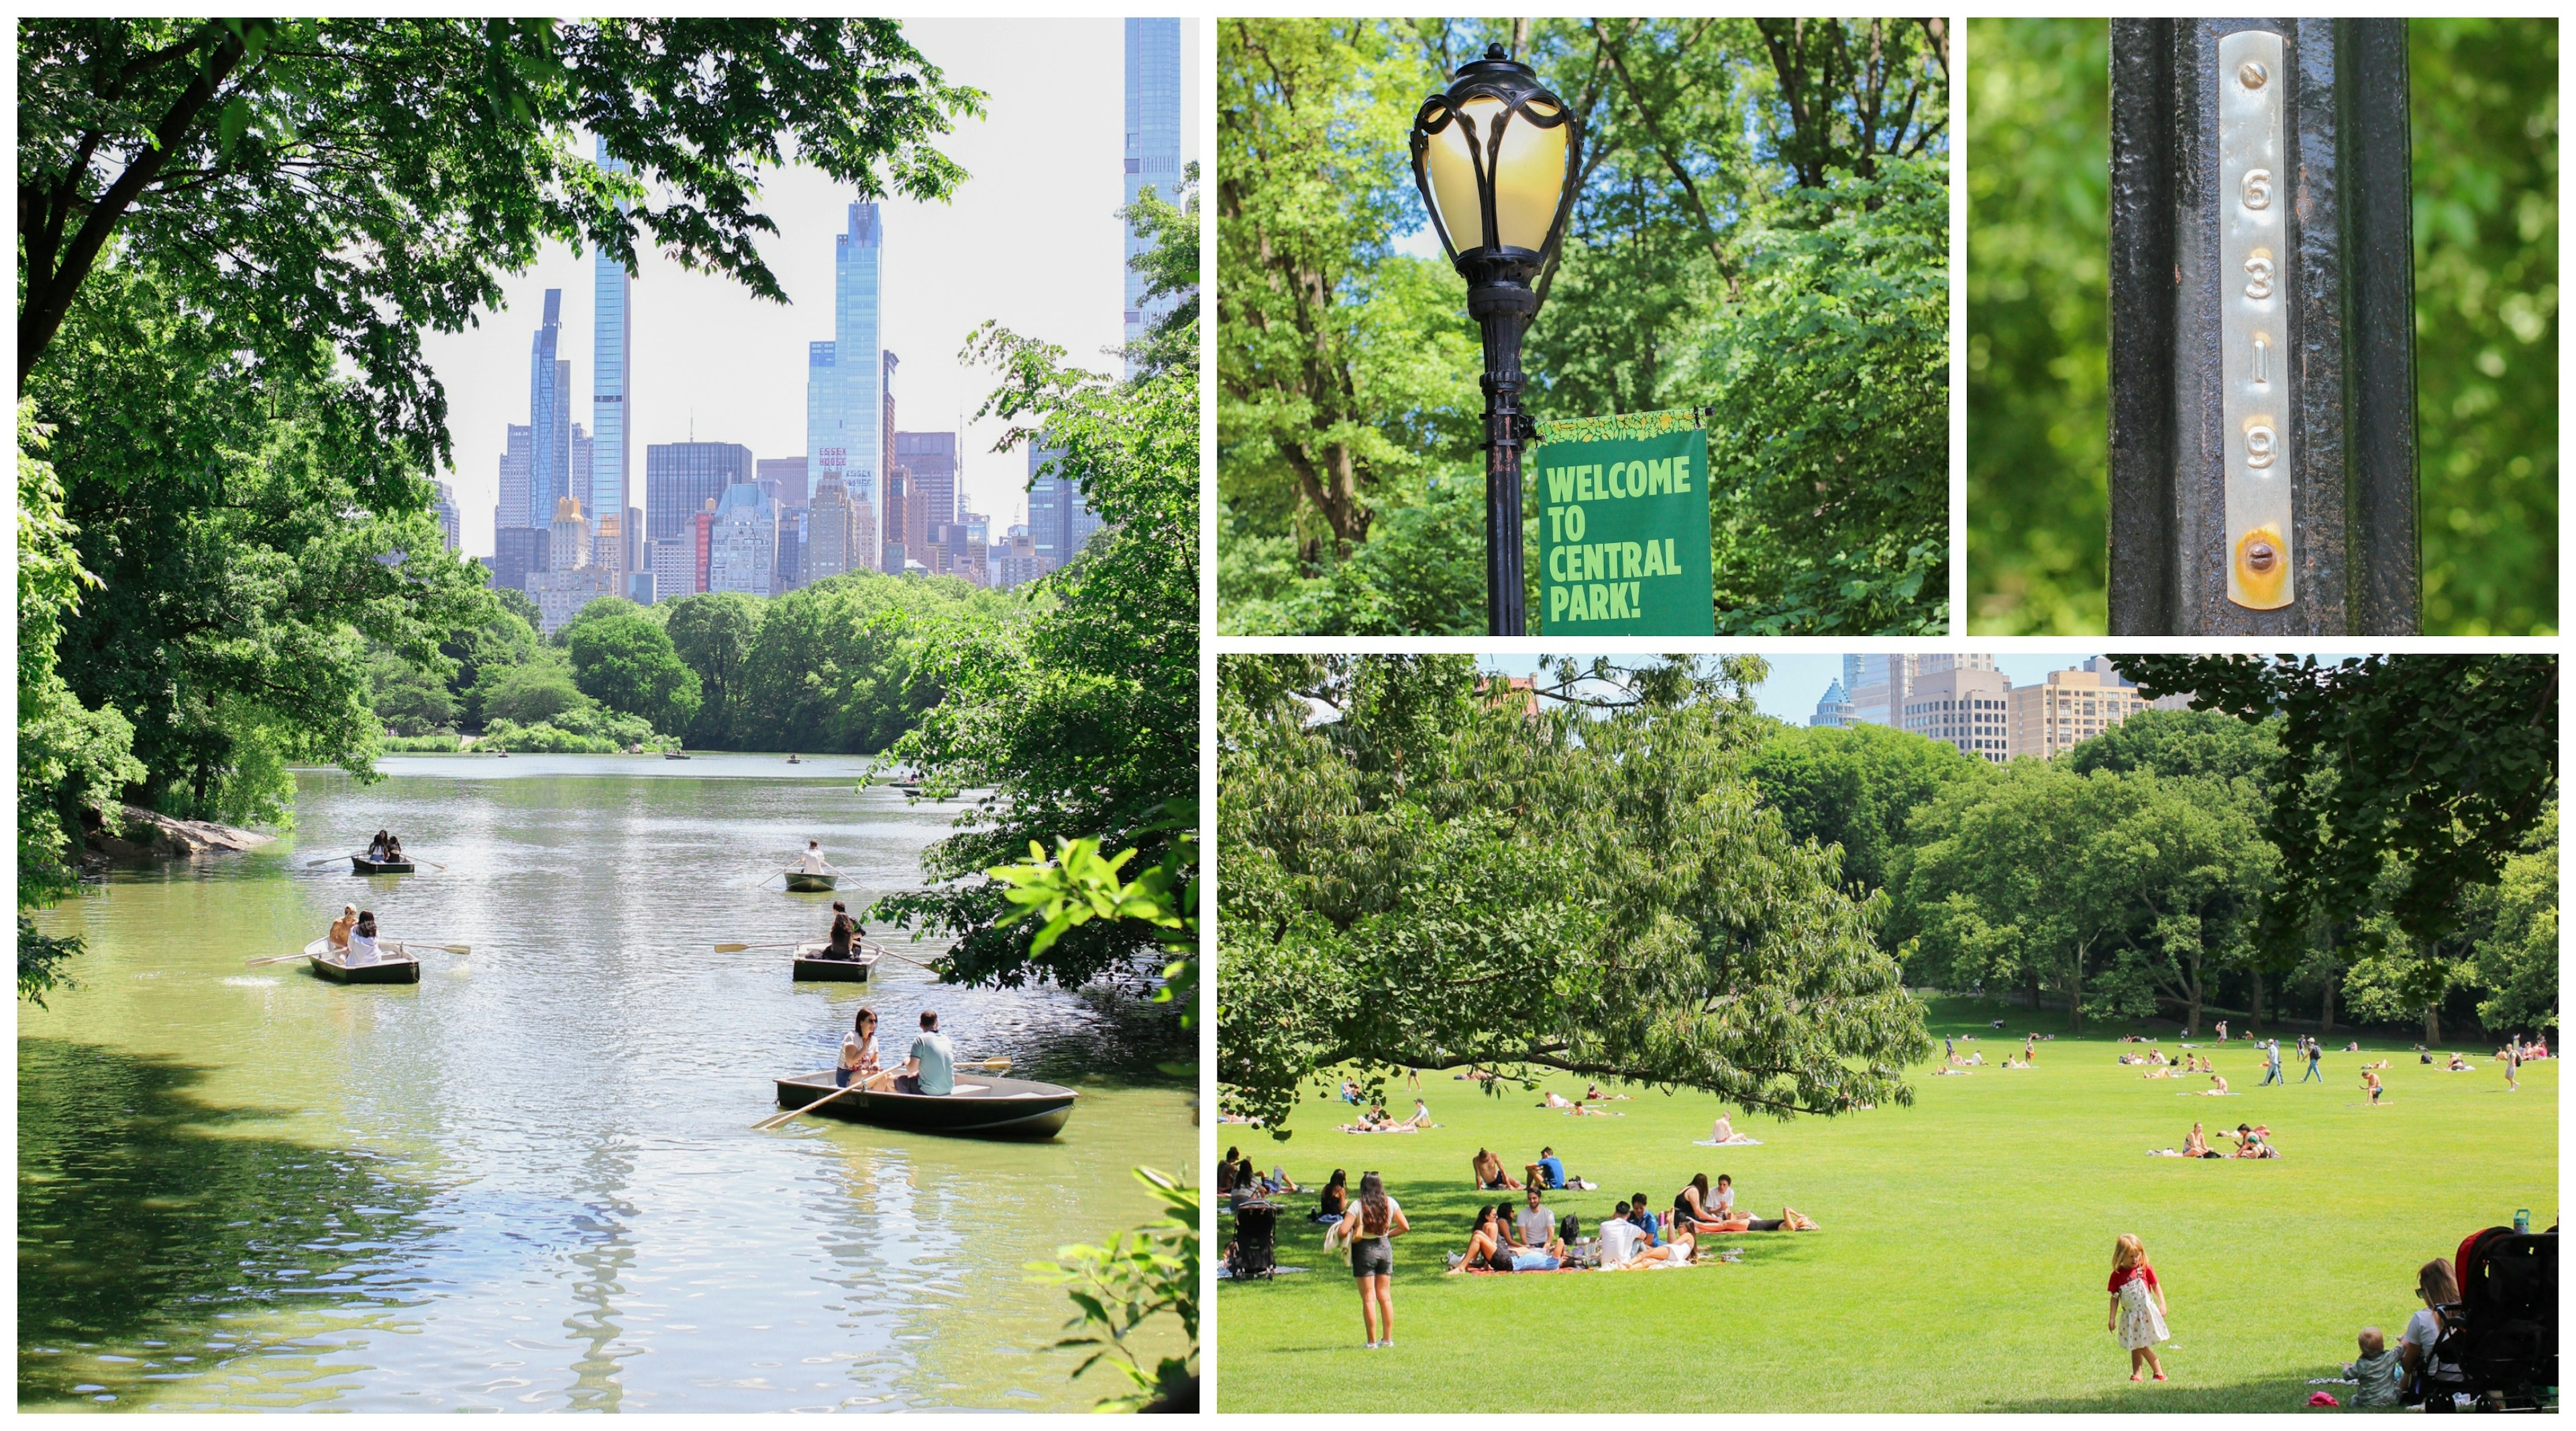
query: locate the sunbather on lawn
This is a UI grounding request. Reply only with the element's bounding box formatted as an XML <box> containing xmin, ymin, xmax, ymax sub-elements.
<box><xmin>1614</xmin><ymin>1226</ymin><xmax>1699</xmax><ymax>1269</ymax></box>
<box><xmin>1704</xmin><ymin>1206</ymin><xmax>1820</xmax><ymax>1234</ymax></box>
<box><xmin>1471</xmin><ymin>1147</ymin><xmax>1522</xmax><ymax>1191</ymax></box>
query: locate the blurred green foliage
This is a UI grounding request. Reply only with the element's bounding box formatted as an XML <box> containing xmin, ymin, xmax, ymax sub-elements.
<box><xmin>1966</xmin><ymin>19</ymin><xmax>2557</xmax><ymax>635</ymax></box>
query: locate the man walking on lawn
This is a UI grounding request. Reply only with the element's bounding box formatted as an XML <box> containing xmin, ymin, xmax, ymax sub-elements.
<box><xmin>2301</xmin><ymin>1039</ymin><xmax>2323</xmax><ymax>1082</ymax></box>
<box><xmin>2259</xmin><ymin>1040</ymin><xmax>2284</xmax><ymax>1086</ymax></box>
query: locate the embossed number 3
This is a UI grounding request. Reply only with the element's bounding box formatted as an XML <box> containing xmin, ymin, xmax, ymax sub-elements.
<box><xmin>2242</xmin><ymin>168</ymin><xmax>2273</xmax><ymax>209</ymax></box>
<box><xmin>2243</xmin><ymin>254</ymin><xmax>2275</xmax><ymax>300</ymax></box>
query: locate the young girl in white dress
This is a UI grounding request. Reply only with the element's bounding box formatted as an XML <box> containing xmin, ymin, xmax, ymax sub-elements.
<box><xmin>2106</xmin><ymin>1233</ymin><xmax>2170</xmax><ymax>1381</ymax></box>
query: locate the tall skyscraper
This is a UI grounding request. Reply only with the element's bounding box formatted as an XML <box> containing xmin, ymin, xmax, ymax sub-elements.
<box><xmin>807</xmin><ymin>474</ymin><xmax>861</xmax><ymax>582</ymax></box>
<box><xmin>495</xmin><ymin>423</ymin><xmax>533</xmax><ymax>537</ymax></box>
<box><xmin>590</xmin><ymin>138</ymin><xmax>633</xmax><ymax>572</ymax></box>
<box><xmin>646</xmin><ymin>441</ymin><xmax>753</xmax><ymax>543</ymax></box>
<box><xmin>1124</xmin><ymin>18</ymin><xmax>1183</xmax><ymax>374</ymax></box>
<box><xmin>841</xmin><ymin>205</ymin><xmax>885</xmax><ymax>512</ymax></box>
<box><xmin>1028</xmin><ymin>442</ymin><xmax>1102</xmax><ymax>571</ymax></box>
<box><xmin>881</xmin><ymin>467</ymin><xmax>916</xmax><ymax>573</ymax></box>
<box><xmin>527</xmin><ymin>290</ymin><xmax>572</xmax><ymax>529</ymax></box>
<box><xmin>433</xmin><ymin>480</ymin><xmax>462</xmax><ymax>552</ymax></box>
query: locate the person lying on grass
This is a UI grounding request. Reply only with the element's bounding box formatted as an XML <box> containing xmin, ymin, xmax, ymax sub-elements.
<box><xmin>1613</xmin><ymin>1226</ymin><xmax>1699</xmax><ymax>1269</ymax></box>
<box><xmin>1471</xmin><ymin>1148</ymin><xmax>1522</xmax><ymax>1191</ymax></box>
<box><xmin>1583</xmin><ymin>1082</ymin><xmax>1629</xmax><ymax>1101</ymax></box>
<box><xmin>2446</xmin><ymin>1053</ymin><xmax>2472</xmax><ymax>1072</ymax></box>
<box><xmin>1699</xmin><ymin>1206</ymin><xmax>1819</xmax><ymax>1234</ymax></box>
<box><xmin>1540</xmin><ymin>1090</ymin><xmax>1578</xmax><ymax>1108</ymax></box>
<box><xmin>2226</xmin><ymin>1124</ymin><xmax>2281</xmax><ymax>1159</ymax></box>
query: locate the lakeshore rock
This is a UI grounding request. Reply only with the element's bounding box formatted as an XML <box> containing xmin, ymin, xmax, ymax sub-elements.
<box><xmin>89</xmin><ymin>805</ymin><xmax>276</xmax><ymax>862</ymax></box>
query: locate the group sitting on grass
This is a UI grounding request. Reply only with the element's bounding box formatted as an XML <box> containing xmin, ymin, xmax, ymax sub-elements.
<box><xmin>2338</xmin><ymin>1257</ymin><xmax>2475</xmax><ymax>1409</ymax></box>
<box><xmin>1340</xmin><ymin>1098</ymin><xmax>1432</xmax><ymax>1133</ymax></box>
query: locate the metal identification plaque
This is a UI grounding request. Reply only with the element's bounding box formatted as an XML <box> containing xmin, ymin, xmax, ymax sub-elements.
<box><xmin>2218</xmin><ymin>29</ymin><xmax>2292</xmax><ymax>609</ymax></box>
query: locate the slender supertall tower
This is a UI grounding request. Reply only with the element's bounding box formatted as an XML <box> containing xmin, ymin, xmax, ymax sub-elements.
<box><xmin>837</xmin><ymin>203</ymin><xmax>884</xmax><ymax>555</ymax></box>
<box><xmin>1123</xmin><ymin>19</ymin><xmax>1182</xmax><ymax>374</ymax></box>
<box><xmin>590</xmin><ymin>136</ymin><xmax>634</xmax><ymax>579</ymax></box>
<box><xmin>527</xmin><ymin>289</ymin><xmax>571</xmax><ymax>527</ymax></box>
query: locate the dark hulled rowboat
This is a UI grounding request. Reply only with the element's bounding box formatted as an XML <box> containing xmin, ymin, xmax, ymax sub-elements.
<box><xmin>790</xmin><ymin>939</ymin><xmax>877</xmax><ymax>982</ymax></box>
<box><xmin>351</xmin><ymin>855</ymin><xmax>415</xmax><ymax>874</ymax></box>
<box><xmin>784</xmin><ymin>871</ymin><xmax>837</xmax><ymax>893</ymax></box>
<box><xmin>303</xmin><ymin>937</ymin><xmax>421</xmax><ymax>985</ymax></box>
<box><xmin>772</xmin><ymin>1070</ymin><xmax>1078</xmax><ymax>1138</ymax></box>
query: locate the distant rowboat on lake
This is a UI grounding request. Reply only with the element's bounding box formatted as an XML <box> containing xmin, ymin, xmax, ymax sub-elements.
<box><xmin>351</xmin><ymin>855</ymin><xmax>415</xmax><ymax>875</ymax></box>
<box><xmin>784</xmin><ymin>871</ymin><xmax>837</xmax><ymax>893</ymax></box>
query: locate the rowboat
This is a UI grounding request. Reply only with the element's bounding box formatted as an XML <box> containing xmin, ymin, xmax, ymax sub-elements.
<box><xmin>773</xmin><ymin>1069</ymin><xmax>1079</xmax><ymax>1137</ymax></box>
<box><xmin>663</xmin><ymin>751</ymin><xmax>691</xmax><ymax>760</ymax></box>
<box><xmin>351</xmin><ymin>855</ymin><xmax>415</xmax><ymax>875</ymax></box>
<box><xmin>784</xmin><ymin>871</ymin><xmax>837</xmax><ymax>893</ymax></box>
<box><xmin>303</xmin><ymin>937</ymin><xmax>421</xmax><ymax>985</ymax></box>
<box><xmin>790</xmin><ymin>939</ymin><xmax>877</xmax><ymax>982</ymax></box>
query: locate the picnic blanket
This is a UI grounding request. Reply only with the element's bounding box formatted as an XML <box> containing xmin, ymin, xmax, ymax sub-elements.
<box><xmin>1693</xmin><ymin>1137</ymin><xmax>1764</xmax><ymax>1147</ymax></box>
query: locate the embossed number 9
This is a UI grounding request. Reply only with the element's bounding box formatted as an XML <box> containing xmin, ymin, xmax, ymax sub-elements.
<box><xmin>2245</xmin><ymin>422</ymin><xmax>2277</xmax><ymax>470</ymax></box>
<box><xmin>2243</xmin><ymin>251</ymin><xmax>2275</xmax><ymax>300</ymax></box>
<box><xmin>2242</xmin><ymin>168</ymin><xmax>2273</xmax><ymax>209</ymax></box>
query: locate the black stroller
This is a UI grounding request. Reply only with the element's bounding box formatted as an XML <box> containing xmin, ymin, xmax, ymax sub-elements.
<box><xmin>1228</xmin><ymin>1202</ymin><xmax>1278</xmax><ymax>1280</ymax></box>
<box><xmin>2428</xmin><ymin>1225</ymin><xmax>2556</xmax><ymax>1410</ymax></box>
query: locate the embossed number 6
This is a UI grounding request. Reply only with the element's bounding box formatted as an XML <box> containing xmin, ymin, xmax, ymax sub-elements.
<box><xmin>2242</xmin><ymin>168</ymin><xmax>2273</xmax><ymax>209</ymax></box>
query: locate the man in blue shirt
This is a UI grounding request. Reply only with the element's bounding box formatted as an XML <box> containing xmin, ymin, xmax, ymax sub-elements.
<box><xmin>895</xmin><ymin>1009</ymin><xmax>957</xmax><ymax>1096</ymax></box>
<box><xmin>1524</xmin><ymin>1146</ymin><xmax>1566</xmax><ymax>1189</ymax></box>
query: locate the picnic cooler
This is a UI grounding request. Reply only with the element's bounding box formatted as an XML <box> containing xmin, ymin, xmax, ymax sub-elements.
<box><xmin>1231</xmin><ymin>1203</ymin><xmax>1278</xmax><ymax>1279</ymax></box>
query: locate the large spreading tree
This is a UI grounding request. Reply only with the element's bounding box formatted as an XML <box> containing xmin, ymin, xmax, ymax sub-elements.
<box><xmin>1218</xmin><ymin>653</ymin><xmax>1931</xmax><ymax>1132</ymax></box>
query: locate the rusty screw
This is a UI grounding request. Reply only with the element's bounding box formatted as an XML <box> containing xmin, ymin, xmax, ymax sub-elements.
<box><xmin>2239</xmin><ymin>61</ymin><xmax>2268</xmax><ymax>90</ymax></box>
<box><xmin>2244</xmin><ymin>541</ymin><xmax>2278</xmax><ymax>576</ymax></box>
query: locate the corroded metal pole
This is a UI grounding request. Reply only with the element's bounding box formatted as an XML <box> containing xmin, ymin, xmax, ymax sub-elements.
<box><xmin>2107</xmin><ymin>18</ymin><xmax>2419</xmax><ymax>635</ymax></box>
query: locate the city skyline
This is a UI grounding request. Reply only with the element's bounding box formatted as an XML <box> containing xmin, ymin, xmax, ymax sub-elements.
<box><xmin>420</xmin><ymin>19</ymin><xmax>1200</xmax><ymax>560</ymax></box>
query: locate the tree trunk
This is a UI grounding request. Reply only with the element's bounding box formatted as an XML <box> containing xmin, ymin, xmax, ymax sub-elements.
<box><xmin>2248</xmin><ymin>968</ymin><xmax>2265</xmax><ymax>1028</ymax></box>
<box><xmin>2025</xmin><ymin>967</ymin><xmax>2040</xmax><ymax>1013</ymax></box>
<box><xmin>2424</xmin><ymin>1004</ymin><xmax>2441</xmax><ymax>1045</ymax></box>
<box><xmin>2319</xmin><ymin>969</ymin><xmax>2337</xmax><ymax>1034</ymax></box>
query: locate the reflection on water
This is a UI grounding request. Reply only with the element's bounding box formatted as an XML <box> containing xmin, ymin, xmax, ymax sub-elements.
<box><xmin>20</xmin><ymin>757</ymin><xmax>1193</xmax><ymax>1411</ymax></box>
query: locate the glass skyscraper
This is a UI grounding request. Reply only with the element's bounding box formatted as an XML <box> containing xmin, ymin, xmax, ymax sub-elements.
<box><xmin>805</xmin><ymin>202</ymin><xmax>884</xmax><ymax>572</ymax></box>
<box><xmin>590</xmin><ymin>137</ymin><xmax>633</xmax><ymax>555</ymax></box>
<box><xmin>1028</xmin><ymin>442</ymin><xmax>1103</xmax><ymax>571</ymax></box>
<box><xmin>1124</xmin><ymin>19</ymin><xmax>1183</xmax><ymax>375</ymax></box>
<box><xmin>527</xmin><ymin>289</ymin><xmax>571</xmax><ymax>528</ymax></box>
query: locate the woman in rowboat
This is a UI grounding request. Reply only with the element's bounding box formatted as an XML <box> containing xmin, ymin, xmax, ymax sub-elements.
<box><xmin>345</xmin><ymin>911</ymin><xmax>382</xmax><ymax>967</ymax></box>
<box><xmin>794</xmin><ymin>840</ymin><xmax>841</xmax><ymax>880</ymax></box>
<box><xmin>826</xmin><ymin>901</ymin><xmax>863</xmax><ymax>960</ymax></box>
<box><xmin>838</xmin><ymin>1008</ymin><xmax>893</xmax><ymax>1090</ymax></box>
<box><xmin>366</xmin><ymin>829</ymin><xmax>392</xmax><ymax>861</ymax></box>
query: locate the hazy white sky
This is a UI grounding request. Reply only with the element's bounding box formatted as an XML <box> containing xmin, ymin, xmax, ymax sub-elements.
<box><xmin>423</xmin><ymin>18</ymin><xmax>1199</xmax><ymax>555</ymax></box>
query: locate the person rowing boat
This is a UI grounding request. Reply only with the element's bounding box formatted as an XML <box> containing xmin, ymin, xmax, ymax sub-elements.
<box><xmin>792</xmin><ymin>841</ymin><xmax>842</xmax><ymax>878</ymax></box>
<box><xmin>824</xmin><ymin>900</ymin><xmax>863</xmax><ymax>960</ymax></box>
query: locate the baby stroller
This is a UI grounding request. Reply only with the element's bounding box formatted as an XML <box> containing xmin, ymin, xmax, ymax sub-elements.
<box><xmin>2431</xmin><ymin>1226</ymin><xmax>2555</xmax><ymax>1410</ymax></box>
<box><xmin>1229</xmin><ymin>1202</ymin><xmax>1278</xmax><ymax>1280</ymax></box>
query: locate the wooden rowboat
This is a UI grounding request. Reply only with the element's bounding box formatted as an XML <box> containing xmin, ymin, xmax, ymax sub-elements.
<box><xmin>773</xmin><ymin>1069</ymin><xmax>1079</xmax><ymax>1138</ymax></box>
<box><xmin>351</xmin><ymin>855</ymin><xmax>415</xmax><ymax>875</ymax></box>
<box><xmin>790</xmin><ymin>939</ymin><xmax>877</xmax><ymax>982</ymax></box>
<box><xmin>784</xmin><ymin>871</ymin><xmax>837</xmax><ymax>893</ymax></box>
<box><xmin>304</xmin><ymin>937</ymin><xmax>421</xmax><ymax>985</ymax></box>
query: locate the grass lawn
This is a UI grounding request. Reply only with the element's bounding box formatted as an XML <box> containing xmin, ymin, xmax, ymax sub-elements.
<box><xmin>1213</xmin><ymin>998</ymin><xmax>2557</xmax><ymax>1412</ymax></box>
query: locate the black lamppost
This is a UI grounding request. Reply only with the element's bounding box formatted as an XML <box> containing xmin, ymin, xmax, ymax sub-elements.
<box><xmin>1409</xmin><ymin>44</ymin><xmax>1582</xmax><ymax>637</ymax></box>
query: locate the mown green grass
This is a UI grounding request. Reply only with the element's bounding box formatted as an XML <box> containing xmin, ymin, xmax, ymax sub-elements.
<box><xmin>1214</xmin><ymin>998</ymin><xmax>2557</xmax><ymax>1412</ymax></box>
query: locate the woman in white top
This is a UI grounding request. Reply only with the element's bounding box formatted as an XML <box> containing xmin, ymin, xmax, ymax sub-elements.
<box><xmin>345</xmin><ymin>911</ymin><xmax>381</xmax><ymax>967</ymax></box>
<box><xmin>839</xmin><ymin>1008</ymin><xmax>891</xmax><ymax>1090</ymax></box>
<box><xmin>796</xmin><ymin>841</ymin><xmax>839</xmax><ymax>877</ymax></box>
<box><xmin>2400</xmin><ymin>1259</ymin><xmax>2463</xmax><ymax>1406</ymax></box>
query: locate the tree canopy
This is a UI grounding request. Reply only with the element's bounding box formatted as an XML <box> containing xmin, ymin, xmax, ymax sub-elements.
<box><xmin>1218</xmin><ymin>653</ymin><xmax>1931</xmax><ymax>1133</ymax></box>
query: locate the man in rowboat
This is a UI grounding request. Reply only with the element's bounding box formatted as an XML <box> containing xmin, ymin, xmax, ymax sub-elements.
<box><xmin>892</xmin><ymin>1010</ymin><xmax>957</xmax><ymax>1096</ymax></box>
<box><xmin>793</xmin><ymin>840</ymin><xmax>841</xmax><ymax>879</ymax></box>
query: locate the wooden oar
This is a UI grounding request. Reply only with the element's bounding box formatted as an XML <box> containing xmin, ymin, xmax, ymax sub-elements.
<box><xmin>712</xmin><ymin>941</ymin><xmax>807</xmax><ymax>953</ymax></box>
<box><xmin>753</xmin><ymin>1057</ymin><xmax>1015</xmax><ymax>1130</ymax></box>
<box><xmin>386</xmin><ymin>941</ymin><xmax>471</xmax><ymax>955</ymax></box>
<box><xmin>304</xmin><ymin>853</ymin><xmax>358</xmax><ymax>867</ymax></box>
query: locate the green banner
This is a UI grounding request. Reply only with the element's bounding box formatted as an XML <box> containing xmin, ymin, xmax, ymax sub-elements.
<box><xmin>1534</xmin><ymin>409</ymin><xmax>1715</xmax><ymax>635</ymax></box>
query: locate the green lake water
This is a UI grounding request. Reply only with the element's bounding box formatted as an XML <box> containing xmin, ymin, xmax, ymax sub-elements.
<box><xmin>20</xmin><ymin>755</ymin><xmax>1195</xmax><ymax>1412</ymax></box>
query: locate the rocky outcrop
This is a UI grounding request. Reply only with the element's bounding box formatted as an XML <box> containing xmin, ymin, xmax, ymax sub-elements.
<box><xmin>88</xmin><ymin>805</ymin><xmax>276</xmax><ymax>862</ymax></box>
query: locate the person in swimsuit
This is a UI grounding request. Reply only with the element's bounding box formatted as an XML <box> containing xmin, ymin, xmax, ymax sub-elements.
<box><xmin>327</xmin><ymin>904</ymin><xmax>358</xmax><ymax>952</ymax></box>
<box><xmin>2181</xmin><ymin>1122</ymin><xmax>2212</xmax><ymax>1157</ymax></box>
<box><xmin>825</xmin><ymin>901</ymin><xmax>861</xmax><ymax>959</ymax></box>
<box><xmin>2363</xmin><ymin>1068</ymin><xmax>2384</xmax><ymax>1104</ymax></box>
<box><xmin>1336</xmin><ymin>1171</ymin><xmax>1407</xmax><ymax>1348</ymax></box>
<box><xmin>1470</xmin><ymin>1148</ymin><xmax>1519</xmax><ymax>1191</ymax></box>
<box><xmin>1445</xmin><ymin>1206</ymin><xmax>1503</xmax><ymax>1274</ymax></box>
